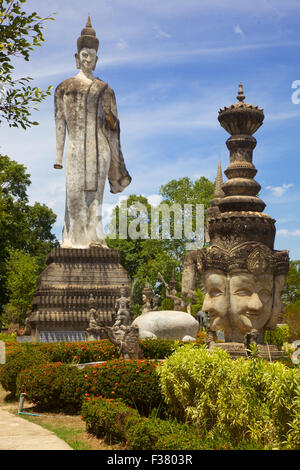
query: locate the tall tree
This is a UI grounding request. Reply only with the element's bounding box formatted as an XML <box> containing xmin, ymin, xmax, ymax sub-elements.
<box><xmin>0</xmin><ymin>155</ymin><xmax>59</xmax><ymax>312</ymax></box>
<box><xmin>106</xmin><ymin>177</ymin><xmax>215</xmax><ymax>312</ymax></box>
<box><xmin>0</xmin><ymin>0</ymin><xmax>54</xmax><ymax>128</ymax></box>
<box><xmin>2</xmin><ymin>248</ymin><xmax>39</xmax><ymax>327</ymax></box>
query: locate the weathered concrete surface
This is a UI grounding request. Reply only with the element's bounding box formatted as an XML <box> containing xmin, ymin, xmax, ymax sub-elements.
<box><xmin>132</xmin><ymin>310</ymin><xmax>199</xmax><ymax>340</ymax></box>
<box><xmin>0</xmin><ymin>409</ymin><xmax>72</xmax><ymax>450</ymax></box>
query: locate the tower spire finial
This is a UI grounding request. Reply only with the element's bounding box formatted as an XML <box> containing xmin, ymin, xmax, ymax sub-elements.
<box><xmin>237</xmin><ymin>83</ymin><xmax>245</xmax><ymax>102</ymax></box>
<box><xmin>214</xmin><ymin>160</ymin><xmax>224</xmax><ymax>198</ymax></box>
<box><xmin>86</xmin><ymin>15</ymin><xmax>92</xmax><ymax>28</ymax></box>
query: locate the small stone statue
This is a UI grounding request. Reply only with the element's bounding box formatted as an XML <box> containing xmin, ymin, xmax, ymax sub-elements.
<box><xmin>196</xmin><ymin>311</ymin><xmax>207</xmax><ymax>331</ymax></box>
<box><xmin>152</xmin><ymin>294</ymin><xmax>160</xmax><ymax>311</ymax></box>
<box><xmin>244</xmin><ymin>329</ymin><xmax>260</xmax><ymax>357</ymax></box>
<box><xmin>86</xmin><ymin>293</ymin><xmax>105</xmax><ymax>339</ymax></box>
<box><xmin>141</xmin><ymin>283</ymin><xmax>152</xmax><ymax>313</ymax></box>
<box><xmin>158</xmin><ymin>271</ymin><xmax>189</xmax><ymax>312</ymax></box>
<box><xmin>205</xmin><ymin>327</ymin><xmax>218</xmax><ymax>348</ymax></box>
<box><xmin>104</xmin><ymin>324</ymin><xmax>143</xmax><ymax>360</ymax></box>
<box><xmin>113</xmin><ymin>284</ymin><xmax>133</xmax><ymax>324</ymax></box>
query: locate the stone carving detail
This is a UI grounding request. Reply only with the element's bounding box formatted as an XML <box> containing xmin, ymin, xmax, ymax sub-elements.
<box><xmin>105</xmin><ymin>324</ymin><xmax>144</xmax><ymax>360</ymax></box>
<box><xmin>158</xmin><ymin>271</ymin><xmax>190</xmax><ymax>313</ymax></box>
<box><xmin>182</xmin><ymin>85</ymin><xmax>289</xmax><ymax>351</ymax></box>
<box><xmin>86</xmin><ymin>285</ymin><xmax>143</xmax><ymax>359</ymax></box>
<box><xmin>141</xmin><ymin>283</ymin><xmax>152</xmax><ymax>314</ymax></box>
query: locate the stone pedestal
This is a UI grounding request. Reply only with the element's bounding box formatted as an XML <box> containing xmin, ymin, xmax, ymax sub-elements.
<box><xmin>209</xmin><ymin>342</ymin><xmax>284</xmax><ymax>361</ymax></box>
<box><xmin>28</xmin><ymin>247</ymin><xmax>130</xmax><ymax>342</ymax></box>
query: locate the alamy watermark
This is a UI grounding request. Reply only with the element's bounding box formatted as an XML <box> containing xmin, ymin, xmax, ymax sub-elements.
<box><xmin>291</xmin><ymin>80</ymin><xmax>300</xmax><ymax>104</ymax></box>
<box><xmin>107</xmin><ymin>201</ymin><xmax>205</xmax><ymax>250</ymax></box>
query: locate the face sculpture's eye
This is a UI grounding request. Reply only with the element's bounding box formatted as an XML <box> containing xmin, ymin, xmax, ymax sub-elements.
<box><xmin>208</xmin><ymin>288</ymin><xmax>223</xmax><ymax>298</ymax></box>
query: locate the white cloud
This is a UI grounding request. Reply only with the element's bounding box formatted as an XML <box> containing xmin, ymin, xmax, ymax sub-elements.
<box><xmin>266</xmin><ymin>183</ymin><xmax>294</xmax><ymax>197</ymax></box>
<box><xmin>146</xmin><ymin>194</ymin><xmax>163</xmax><ymax>206</ymax></box>
<box><xmin>234</xmin><ymin>24</ymin><xmax>244</xmax><ymax>35</ymax></box>
<box><xmin>277</xmin><ymin>229</ymin><xmax>300</xmax><ymax>237</ymax></box>
<box><xmin>116</xmin><ymin>38</ymin><xmax>128</xmax><ymax>50</ymax></box>
<box><xmin>153</xmin><ymin>24</ymin><xmax>172</xmax><ymax>39</ymax></box>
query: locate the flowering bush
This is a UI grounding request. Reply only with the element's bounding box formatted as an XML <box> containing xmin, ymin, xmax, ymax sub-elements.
<box><xmin>16</xmin><ymin>362</ymin><xmax>86</xmax><ymax>412</ymax></box>
<box><xmin>82</xmin><ymin>359</ymin><xmax>164</xmax><ymax>415</ymax></box>
<box><xmin>139</xmin><ymin>338</ymin><xmax>178</xmax><ymax>359</ymax></box>
<box><xmin>0</xmin><ymin>346</ymin><xmax>51</xmax><ymax>396</ymax></box>
<box><xmin>16</xmin><ymin>358</ymin><xmax>165</xmax><ymax>415</ymax></box>
<box><xmin>37</xmin><ymin>340</ymin><xmax>119</xmax><ymax>363</ymax></box>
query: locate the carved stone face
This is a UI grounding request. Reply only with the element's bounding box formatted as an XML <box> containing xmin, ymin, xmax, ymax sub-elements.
<box><xmin>202</xmin><ymin>272</ymin><xmax>229</xmax><ymax>331</ymax></box>
<box><xmin>201</xmin><ymin>270</ymin><xmax>279</xmax><ymax>341</ymax></box>
<box><xmin>229</xmin><ymin>273</ymin><xmax>274</xmax><ymax>333</ymax></box>
<box><xmin>76</xmin><ymin>47</ymin><xmax>98</xmax><ymax>72</ymax></box>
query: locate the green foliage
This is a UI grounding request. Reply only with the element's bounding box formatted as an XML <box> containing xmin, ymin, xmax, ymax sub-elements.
<box><xmin>81</xmin><ymin>397</ymin><xmax>139</xmax><ymax>443</ymax></box>
<box><xmin>0</xmin><ymin>331</ymin><xmax>17</xmax><ymax>343</ymax></box>
<box><xmin>284</xmin><ymin>305</ymin><xmax>300</xmax><ymax>341</ymax></box>
<box><xmin>16</xmin><ymin>359</ymin><xmax>164</xmax><ymax>415</ymax></box>
<box><xmin>0</xmin><ymin>155</ymin><xmax>58</xmax><ymax>315</ymax></box>
<box><xmin>2</xmin><ymin>249</ymin><xmax>39</xmax><ymax>326</ymax></box>
<box><xmin>81</xmin><ymin>396</ymin><xmax>264</xmax><ymax>450</ymax></box>
<box><xmin>0</xmin><ymin>0</ymin><xmax>54</xmax><ymax>128</ymax></box>
<box><xmin>140</xmin><ymin>338</ymin><xmax>179</xmax><ymax>359</ymax></box>
<box><xmin>157</xmin><ymin>344</ymin><xmax>300</xmax><ymax>448</ymax></box>
<box><xmin>83</xmin><ymin>359</ymin><xmax>164</xmax><ymax>416</ymax></box>
<box><xmin>282</xmin><ymin>260</ymin><xmax>300</xmax><ymax>307</ymax></box>
<box><xmin>264</xmin><ymin>325</ymin><xmax>290</xmax><ymax>347</ymax></box>
<box><xmin>0</xmin><ymin>345</ymin><xmax>50</xmax><ymax>396</ymax></box>
<box><xmin>107</xmin><ymin>195</ymin><xmax>179</xmax><ymax>305</ymax></box>
<box><xmin>17</xmin><ymin>362</ymin><xmax>85</xmax><ymax>413</ymax></box>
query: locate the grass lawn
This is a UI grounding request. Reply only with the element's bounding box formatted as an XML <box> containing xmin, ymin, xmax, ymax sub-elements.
<box><xmin>0</xmin><ymin>384</ymin><xmax>126</xmax><ymax>450</ymax></box>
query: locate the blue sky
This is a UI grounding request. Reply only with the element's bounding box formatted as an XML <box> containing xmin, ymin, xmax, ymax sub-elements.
<box><xmin>1</xmin><ymin>0</ymin><xmax>300</xmax><ymax>259</ymax></box>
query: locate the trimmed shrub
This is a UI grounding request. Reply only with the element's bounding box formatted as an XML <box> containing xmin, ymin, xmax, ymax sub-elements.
<box><xmin>139</xmin><ymin>338</ymin><xmax>177</xmax><ymax>359</ymax></box>
<box><xmin>16</xmin><ymin>358</ymin><xmax>165</xmax><ymax>416</ymax></box>
<box><xmin>0</xmin><ymin>346</ymin><xmax>51</xmax><ymax>396</ymax></box>
<box><xmin>82</xmin><ymin>359</ymin><xmax>164</xmax><ymax>415</ymax></box>
<box><xmin>81</xmin><ymin>396</ymin><xmax>139</xmax><ymax>443</ymax></box>
<box><xmin>81</xmin><ymin>396</ymin><xmax>265</xmax><ymax>450</ymax></box>
<box><xmin>17</xmin><ymin>362</ymin><xmax>85</xmax><ymax>413</ymax></box>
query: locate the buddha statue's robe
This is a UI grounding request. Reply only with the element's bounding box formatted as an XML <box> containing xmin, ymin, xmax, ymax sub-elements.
<box><xmin>54</xmin><ymin>75</ymin><xmax>131</xmax><ymax>248</ymax></box>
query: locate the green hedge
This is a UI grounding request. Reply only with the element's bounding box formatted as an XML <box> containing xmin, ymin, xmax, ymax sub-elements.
<box><xmin>16</xmin><ymin>359</ymin><xmax>165</xmax><ymax>415</ymax></box>
<box><xmin>0</xmin><ymin>338</ymin><xmax>191</xmax><ymax>397</ymax></box>
<box><xmin>0</xmin><ymin>346</ymin><xmax>51</xmax><ymax>396</ymax></box>
<box><xmin>81</xmin><ymin>396</ymin><xmax>264</xmax><ymax>450</ymax></box>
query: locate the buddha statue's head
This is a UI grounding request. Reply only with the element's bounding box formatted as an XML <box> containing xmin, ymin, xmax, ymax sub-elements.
<box><xmin>75</xmin><ymin>16</ymin><xmax>99</xmax><ymax>72</ymax></box>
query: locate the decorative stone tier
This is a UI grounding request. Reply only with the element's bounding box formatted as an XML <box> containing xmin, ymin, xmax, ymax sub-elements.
<box><xmin>28</xmin><ymin>247</ymin><xmax>130</xmax><ymax>341</ymax></box>
<box><xmin>209</xmin><ymin>342</ymin><xmax>284</xmax><ymax>361</ymax></box>
<box><xmin>217</xmin><ymin>86</ymin><xmax>266</xmax><ymax>214</ymax></box>
<box><xmin>207</xmin><ymin>211</ymin><xmax>276</xmax><ymax>251</ymax></box>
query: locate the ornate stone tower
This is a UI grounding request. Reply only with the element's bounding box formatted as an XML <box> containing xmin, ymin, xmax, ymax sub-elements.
<box><xmin>182</xmin><ymin>85</ymin><xmax>289</xmax><ymax>358</ymax></box>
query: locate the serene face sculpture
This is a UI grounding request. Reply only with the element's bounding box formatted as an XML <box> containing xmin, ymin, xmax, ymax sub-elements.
<box><xmin>75</xmin><ymin>47</ymin><xmax>98</xmax><ymax>73</ymax></box>
<box><xmin>202</xmin><ymin>272</ymin><xmax>230</xmax><ymax>332</ymax></box>
<box><xmin>201</xmin><ymin>268</ymin><xmax>278</xmax><ymax>342</ymax></box>
<box><xmin>229</xmin><ymin>273</ymin><xmax>274</xmax><ymax>334</ymax></box>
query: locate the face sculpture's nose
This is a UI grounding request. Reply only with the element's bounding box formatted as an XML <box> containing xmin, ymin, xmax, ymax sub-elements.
<box><xmin>247</xmin><ymin>292</ymin><xmax>263</xmax><ymax>312</ymax></box>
